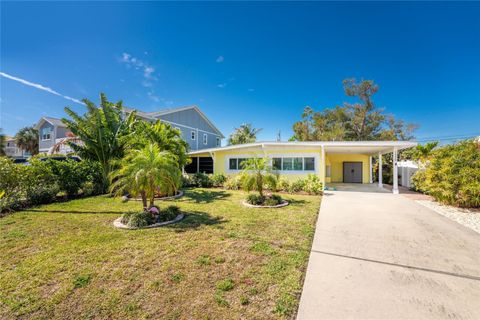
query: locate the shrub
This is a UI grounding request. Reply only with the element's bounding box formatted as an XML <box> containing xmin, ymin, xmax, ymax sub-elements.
<box><xmin>181</xmin><ymin>174</ymin><xmax>194</xmax><ymax>188</ymax></box>
<box><xmin>264</xmin><ymin>194</ymin><xmax>283</xmax><ymax>206</ymax></box>
<box><xmin>158</xmin><ymin>205</ymin><xmax>180</xmax><ymax>222</ymax></box>
<box><xmin>191</xmin><ymin>172</ymin><xmax>213</xmax><ymax>188</ymax></box>
<box><xmin>276</xmin><ymin>177</ymin><xmax>290</xmax><ymax>192</ymax></box>
<box><xmin>246</xmin><ymin>194</ymin><xmax>265</xmax><ymax>205</ymax></box>
<box><xmin>412</xmin><ymin>139</ymin><xmax>480</xmax><ymax>208</ymax></box>
<box><xmin>303</xmin><ymin>174</ymin><xmax>323</xmax><ymax>195</ymax></box>
<box><xmin>210</xmin><ymin>173</ymin><xmax>227</xmax><ymax>187</ymax></box>
<box><xmin>127</xmin><ymin>211</ymin><xmax>154</xmax><ymax>228</ymax></box>
<box><xmin>224</xmin><ymin>175</ymin><xmax>242</xmax><ymax>190</ymax></box>
<box><xmin>121</xmin><ymin>212</ymin><xmax>134</xmax><ymax>224</ymax></box>
<box><xmin>0</xmin><ymin>157</ymin><xmax>27</xmax><ymax>211</ymax></box>
<box><xmin>288</xmin><ymin>179</ymin><xmax>305</xmax><ymax>193</ymax></box>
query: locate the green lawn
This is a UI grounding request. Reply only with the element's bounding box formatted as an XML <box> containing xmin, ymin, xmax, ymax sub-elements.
<box><xmin>0</xmin><ymin>189</ymin><xmax>320</xmax><ymax>319</ymax></box>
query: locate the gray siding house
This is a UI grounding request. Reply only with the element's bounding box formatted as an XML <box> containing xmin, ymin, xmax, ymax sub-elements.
<box><xmin>35</xmin><ymin>117</ymin><xmax>70</xmax><ymax>153</ymax></box>
<box><xmin>37</xmin><ymin>105</ymin><xmax>223</xmax><ymax>154</ymax></box>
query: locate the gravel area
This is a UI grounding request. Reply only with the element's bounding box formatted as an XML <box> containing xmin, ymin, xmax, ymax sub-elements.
<box><xmin>416</xmin><ymin>200</ymin><xmax>480</xmax><ymax>234</ymax></box>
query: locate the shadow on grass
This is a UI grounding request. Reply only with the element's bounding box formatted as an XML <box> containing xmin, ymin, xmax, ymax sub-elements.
<box><xmin>183</xmin><ymin>189</ymin><xmax>231</xmax><ymax>204</ymax></box>
<box><xmin>24</xmin><ymin>209</ymin><xmax>123</xmax><ymax>215</ymax></box>
<box><xmin>284</xmin><ymin>198</ymin><xmax>308</xmax><ymax>206</ymax></box>
<box><xmin>167</xmin><ymin>211</ymin><xmax>227</xmax><ymax>232</ymax></box>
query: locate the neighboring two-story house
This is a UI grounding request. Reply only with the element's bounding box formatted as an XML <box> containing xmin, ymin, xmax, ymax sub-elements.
<box><xmin>3</xmin><ymin>136</ymin><xmax>30</xmax><ymax>159</ymax></box>
<box><xmin>35</xmin><ymin>105</ymin><xmax>224</xmax><ymax>160</ymax></box>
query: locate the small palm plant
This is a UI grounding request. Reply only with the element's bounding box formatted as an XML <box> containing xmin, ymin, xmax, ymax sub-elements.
<box><xmin>110</xmin><ymin>143</ymin><xmax>181</xmax><ymax>210</ymax></box>
<box><xmin>240</xmin><ymin>157</ymin><xmax>277</xmax><ymax>198</ymax></box>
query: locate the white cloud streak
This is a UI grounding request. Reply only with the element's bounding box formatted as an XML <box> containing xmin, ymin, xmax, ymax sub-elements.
<box><xmin>0</xmin><ymin>72</ymin><xmax>85</xmax><ymax>105</ymax></box>
<box><xmin>216</xmin><ymin>56</ymin><xmax>224</xmax><ymax>63</ymax></box>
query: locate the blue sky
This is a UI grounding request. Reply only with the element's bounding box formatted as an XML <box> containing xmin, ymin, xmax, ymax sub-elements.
<box><xmin>1</xmin><ymin>2</ymin><xmax>479</xmax><ymax>142</ymax></box>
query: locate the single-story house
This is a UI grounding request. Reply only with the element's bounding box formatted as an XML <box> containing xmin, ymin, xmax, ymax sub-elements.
<box><xmin>187</xmin><ymin>141</ymin><xmax>417</xmax><ymax>194</ymax></box>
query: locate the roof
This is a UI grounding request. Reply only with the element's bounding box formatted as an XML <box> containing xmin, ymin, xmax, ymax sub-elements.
<box><xmin>35</xmin><ymin>117</ymin><xmax>67</xmax><ymax>129</ymax></box>
<box><xmin>188</xmin><ymin>141</ymin><xmax>418</xmax><ymax>156</ymax></box>
<box><xmin>124</xmin><ymin>105</ymin><xmax>224</xmax><ymax>138</ymax></box>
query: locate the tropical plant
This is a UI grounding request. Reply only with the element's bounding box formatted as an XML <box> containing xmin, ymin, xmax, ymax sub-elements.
<box><xmin>240</xmin><ymin>157</ymin><xmax>277</xmax><ymax>198</ymax></box>
<box><xmin>63</xmin><ymin>93</ymin><xmax>136</xmax><ymax>192</ymax></box>
<box><xmin>132</xmin><ymin>120</ymin><xmax>190</xmax><ymax>167</ymax></box>
<box><xmin>228</xmin><ymin>123</ymin><xmax>262</xmax><ymax>145</ymax></box>
<box><xmin>412</xmin><ymin>139</ymin><xmax>480</xmax><ymax>207</ymax></box>
<box><xmin>0</xmin><ymin>129</ymin><xmax>5</xmax><ymax>156</ymax></box>
<box><xmin>292</xmin><ymin>79</ymin><xmax>417</xmax><ymax>141</ymax></box>
<box><xmin>15</xmin><ymin>126</ymin><xmax>39</xmax><ymax>155</ymax></box>
<box><xmin>110</xmin><ymin>143</ymin><xmax>182</xmax><ymax>210</ymax></box>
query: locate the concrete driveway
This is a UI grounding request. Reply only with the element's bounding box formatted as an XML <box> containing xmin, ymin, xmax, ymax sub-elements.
<box><xmin>297</xmin><ymin>186</ymin><xmax>480</xmax><ymax>319</ymax></box>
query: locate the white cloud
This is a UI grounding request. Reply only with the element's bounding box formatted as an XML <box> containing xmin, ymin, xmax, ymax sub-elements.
<box><xmin>0</xmin><ymin>72</ymin><xmax>85</xmax><ymax>105</ymax></box>
<box><xmin>248</xmin><ymin>88</ymin><xmax>255</xmax><ymax>92</ymax></box>
<box><xmin>217</xmin><ymin>83</ymin><xmax>227</xmax><ymax>88</ymax></box>
<box><xmin>216</xmin><ymin>56</ymin><xmax>224</xmax><ymax>63</ymax></box>
<box><xmin>120</xmin><ymin>52</ymin><xmax>157</xmax><ymax>87</ymax></box>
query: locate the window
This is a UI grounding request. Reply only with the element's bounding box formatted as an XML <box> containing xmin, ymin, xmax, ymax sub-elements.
<box><xmin>238</xmin><ymin>158</ymin><xmax>247</xmax><ymax>169</ymax></box>
<box><xmin>326</xmin><ymin>165</ymin><xmax>331</xmax><ymax>177</ymax></box>
<box><xmin>272</xmin><ymin>158</ymin><xmax>282</xmax><ymax>170</ymax></box>
<box><xmin>229</xmin><ymin>158</ymin><xmax>238</xmax><ymax>170</ymax></box>
<box><xmin>216</xmin><ymin>137</ymin><xmax>220</xmax><ymax>147</ymax></box>
<box><xmin>282</xmin><ymin>158</ymin><xmax>293</xmax><ymax>170</ymax></box>
<box><xmin>293</xmin><ymin>157</ymin><xmax>303</xmax><ymax>170</ymax></box>
<box><xmin>191</xmin><ymin>131</ymin><xmax>196</xmax><ymax>140</ymax></box>
<box><xmin>41</xmin><ymin>127</ymin><xmax>51</xmax><ymax>140</ymax></box>
<box><xmin>304</xmin><ymin>157</ymin><xmax>315</xmax><ymax>171</ymax></box>
<box><xmin>203</xmin><ymin>134</ymin><xmax>208</xmax><ymax>145</ymax></box>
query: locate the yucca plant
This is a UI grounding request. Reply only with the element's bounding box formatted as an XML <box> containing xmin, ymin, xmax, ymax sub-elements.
<box><xmin>240</xmin><ymin>157</ymin><xmax>277</xmax><ymax>198</ymax></box>
<box><xmin>109</xmin><ymin>143</ymin><xmax>182</xmax><ymax>210</ymax></box>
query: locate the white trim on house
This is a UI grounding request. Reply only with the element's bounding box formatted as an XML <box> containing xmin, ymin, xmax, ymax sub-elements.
<box><xmin>203</xmin><ymin>133</ymin><xmax>208</xmax><ymax>145</ymax></box>
<box><xmin>189</xmin><ymin>141</ymin><xmax>417</xmax><ymax>156</ymax></box>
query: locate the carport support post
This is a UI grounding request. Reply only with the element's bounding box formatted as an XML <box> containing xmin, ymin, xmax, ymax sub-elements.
<box><xmin>378</xmin><ymin>153</ymin><xmax>383</xmax><ymax>188</ymax></box>
<box><xmin>369</xmin><ymin>156</ymin><xmax>373</xmax><ymax>183</ymax></box>
<box><xmin>393</xmin><ymin>148</ymin><xmax>399</xmax><ymax>194</ymax></box>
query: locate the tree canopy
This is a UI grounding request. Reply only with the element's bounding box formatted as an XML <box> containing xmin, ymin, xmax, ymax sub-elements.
<box><xmin>228</xmin><ymin>123</ymin><xmax>262</xmax><ymax>145</ymax></box>
<box><xmin>291</xmin><ymin>79</ymin><xmax>417</xmax><ymax>141</ymax></box>
<box><xmin>63</xmin><ymin>93</ymin><xmax>137</xmax><ymax>191</ymax></box>
<box><xmin>15</xmin><ymin>126</ymin><xmax>39</xmax><ymax>155</ymax></box>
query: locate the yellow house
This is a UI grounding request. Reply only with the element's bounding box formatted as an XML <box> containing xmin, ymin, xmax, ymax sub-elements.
<box><xmin>186</xmin><ymin>141</ymin><xmax>417</xmax><ymax>194</ymax></box>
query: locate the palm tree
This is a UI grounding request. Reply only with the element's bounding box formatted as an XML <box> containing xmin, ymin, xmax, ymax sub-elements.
<box><xmin>15</xmin><ymin>126</ymin><xmax>39</xmax><ymax>155</ymax></box>
<box><xmin>132</xmin><ymin>121</ymin><xmax>190</xmax><ymax>167</ymax></box>
<box><xmin>110</xmin><ymin>143</ymin><xmax>182</xmax><ymax>210</ymax></box>
<box><xmin>240</xmin><ymin>157</ymin><xmax>277</xmax><ymax>198</ymax></box>
<box><xmin>63</xmin><ymin>93</ymin><xmax>136</xmax><ymax>192</ymax></box>
<box><xmin>414</xmin><ymin>141</ymin><xmax>438</xmax><ymax>161</ymax></box>
<box><xmin>0</xmin><ymin>129</ymin><xmax>5</xmax><ymax>156</ymax></box>
<box><xmin>228</xmin><ymin>123</ymin><xmax>262</xmax><ymax>145</ymax></box>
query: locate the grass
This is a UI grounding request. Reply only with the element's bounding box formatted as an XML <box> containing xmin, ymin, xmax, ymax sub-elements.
<box><xmin>0</xmin><ymin>188</ymin><xmax>320</xmax><ymax>319</ymax></box>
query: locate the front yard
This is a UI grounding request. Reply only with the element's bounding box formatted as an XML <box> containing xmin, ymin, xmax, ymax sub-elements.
<box><xmin>0</xmin><ymin>189</ymin><xmax>320</xmax><ymax>319</ymax></box>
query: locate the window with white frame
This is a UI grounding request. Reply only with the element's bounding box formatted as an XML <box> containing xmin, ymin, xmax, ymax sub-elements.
<box><xmin>271</xmin><ymin>157</ymin><xmax>315</xmax><ymax>171</ymax></box>
<box><xmin>41</xmin><ymin>127</ymin><xmax>52</xmax><ymax>140</ymax></box>
<box><xmin>191</xmin><ymin>131</ymin><xmax>196</xmax><ymax>140</ymax></box>
<box><xmin>203</xmin><ymin>133</ymin><xmax>208</xmax><ymax>145</ymax></box>
<box><xmin>229</xmin><ymin>156</ymin><xmax>315</xmax><ymax>172</ymax></box>
<box><xmin>216</xmin><ymin>137</ymin><xmax>220</xmax><ymax>147</ymax></box>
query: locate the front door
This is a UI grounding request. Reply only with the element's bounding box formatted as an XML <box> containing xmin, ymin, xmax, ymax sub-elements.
<box><xmin>343</xmin><ymin>162</ymin><xmax>362</xmax><ymax>183</ymax></box>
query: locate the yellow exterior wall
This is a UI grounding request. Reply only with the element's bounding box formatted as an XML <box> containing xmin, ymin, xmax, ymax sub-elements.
<box><xmin>191</xmin><ymin>149</ymin><xmax>371</xmax><ymax>184</ymax></box>
<box><xmin>326</xmin><ymin>153</ymin><xmax>370</xmax><ymax>184</ymax></box>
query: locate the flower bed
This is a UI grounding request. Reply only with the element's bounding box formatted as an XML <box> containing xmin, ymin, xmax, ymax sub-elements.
<box><xmin>114</xmin><ymin>205</ymin><xmax>185</xmax><ymax>229</ymax></box>
<box><xmin>113</xmin><ymin>213</ymin><xmax>184</xmax><ymax>230</ymax></box>
<box><xmin>242</xmin><ymin>193</ymin><xmax>289</xmax><ymax>208</ymax></box>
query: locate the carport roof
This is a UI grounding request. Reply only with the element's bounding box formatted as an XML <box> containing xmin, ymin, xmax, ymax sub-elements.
<box><xmin>189</xmin><ymin>141</ymin><xmax>417</xmax><ymax>156</ymax></box>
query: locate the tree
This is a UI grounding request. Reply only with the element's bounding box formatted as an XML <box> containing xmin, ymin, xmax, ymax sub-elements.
<box><xmin>240</xmin><ymin>157</ymin><xmax>277</xmax><ymax>198</ymax></box>
<box><xmin>292</xmin><ymin>79</ymin><xmax>417</xmax><ymax>141</ymax></box>
<box><xmin>131</xmin><ymin>121</ymin><xmax>190</xmax><ymax>168</ymax></box>
<box><xmin>15</xmin><ymin>126</ymin><xmax>39</xmax><ymax>155</ymax></box>
<box><xmin>63</xmin><ymin>93</ymin><xmax>136</xmax><ymax>192</ymax></box>
<box><xmin>110</xmin><ymin>143</ymin><xmax>182</xmax><ymax>210</ymax></box>
<box><xmin>402</xmin><ymin>141</ymin><xmax>438</xmax><ymax>162</ymax></box>
<box><xmin>228</xmin><ymin>123</ymin><xmax>262</xmax><ymax>145</ymax></box>
<box><xmin>0</xmin><ymin>129</ymin><xmax>5</xmax><ymax>156</ymax></box>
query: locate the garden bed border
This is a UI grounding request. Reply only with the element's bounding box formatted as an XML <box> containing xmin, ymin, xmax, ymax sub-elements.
<box><xmin>241</xmin><ymin>200</ymin><xmax>289</xmax><ymax>208</ymax></box>
<box><xmin>113</xmin><ymin>213</ymin><xmax>185</xmax><ymax>230</ymax></box>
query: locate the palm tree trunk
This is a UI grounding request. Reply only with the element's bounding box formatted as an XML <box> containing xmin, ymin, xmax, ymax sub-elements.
<box><xmin>140</xmin><ymin>190</ymin><xmax>147</xmax><ymax>210</ymax></box>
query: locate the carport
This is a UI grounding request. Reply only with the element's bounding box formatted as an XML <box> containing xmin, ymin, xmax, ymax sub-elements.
<box><xmin>321</xmin><ymin>141</ymin><xmax>417</xmax><ymax>194</ymax></box>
